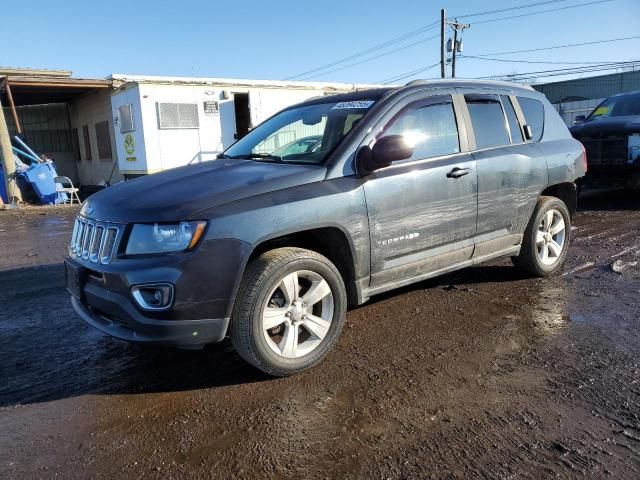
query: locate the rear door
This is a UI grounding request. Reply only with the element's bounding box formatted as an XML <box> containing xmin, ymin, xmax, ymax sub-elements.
<box><xmin>459</xmin><ymin>91</ymin><xmax>547</xmax><ymax>257</ymax></box>
<box><xmin>362</xmin><ymin>93</ymin><xmax>478</xmax><ymax>290</ymax></box>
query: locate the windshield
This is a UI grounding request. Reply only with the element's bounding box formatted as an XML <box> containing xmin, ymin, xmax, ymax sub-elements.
<box><xmin>587</xmin><ymin>93</ymin><xmax>640</xmax><ymax>121</ymax></box>
<box><xmin>223</xmin><ymin>99</ymin><xmax>376</xmax><ymax>164</ymax></box>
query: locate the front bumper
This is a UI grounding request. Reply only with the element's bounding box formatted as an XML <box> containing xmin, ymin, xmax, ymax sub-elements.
<box><xmin>71</xmin><ymin>281</ymin><xmax>229</xmax><ymax>348</ymax></box>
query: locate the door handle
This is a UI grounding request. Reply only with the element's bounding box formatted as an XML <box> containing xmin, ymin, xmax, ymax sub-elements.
<box><xmin>447</xmin><ymin>167</ymin><xmax>471</xmax><ymax>179</ymax></box>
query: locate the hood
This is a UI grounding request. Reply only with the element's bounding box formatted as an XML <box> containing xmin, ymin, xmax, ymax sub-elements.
<box><xmin>82</xmin><ymin>160</ymin><xmax>327</xmax><ymax>223</ymax></box>
<box><xmin>570</xmin><ymin>115</ymin><xmax>640</xmax><ymax>137</ymax></box>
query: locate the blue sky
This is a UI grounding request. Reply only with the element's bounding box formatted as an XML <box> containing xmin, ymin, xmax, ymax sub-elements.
<box><xmin>3</xmin><ymin>0</ymin><xmax>639</xmax><ymax>84</ymax></box>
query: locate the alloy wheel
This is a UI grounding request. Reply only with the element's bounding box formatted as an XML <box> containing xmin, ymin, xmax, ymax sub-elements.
<box><xmin>261</xmin><ymin>270</ymin><xmax>334</xmax><ymax>359</ymax></box>
<box><xmin>536</xmin><ymin>208</ymin><xmax>566</xmax><ymax>266</ymax></box>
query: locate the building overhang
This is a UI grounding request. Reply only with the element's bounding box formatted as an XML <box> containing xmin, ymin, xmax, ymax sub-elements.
<box><xmin>0</xmin><ymin>75</ymin><xmax>112</xmax><ymax>106</ymax></box>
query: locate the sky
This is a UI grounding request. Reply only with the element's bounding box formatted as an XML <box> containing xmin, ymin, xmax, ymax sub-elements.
<box><xmin>3</xmin><ymin>0</ymin><xmax>640</xmax><ymax>85</ymax></box>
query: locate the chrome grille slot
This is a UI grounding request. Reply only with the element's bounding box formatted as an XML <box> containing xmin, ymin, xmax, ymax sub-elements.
<box><xmin>100</xmin><ymin>228</ymin><xmax>118</xmax><ymax>264</ymax></box>
<box><xmin>69</xmin><ymin>216</ymin><xmax>121</xmax><ymax>265</ymax></box>
<box><xmin>82</xmin><ymin>223</ymin><xmax>94</xmax><ymax>259</ymax></box>
<box><xmin>89</xmin><ymin>226</ymin><xmax>104</xmax><ymax>262</ymax></box>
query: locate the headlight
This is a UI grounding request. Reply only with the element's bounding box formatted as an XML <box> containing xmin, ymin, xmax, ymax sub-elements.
<box><xmin>126</xmin><ymin>221</ymin><xmax>207</xmax><ymax>255</ymax></box>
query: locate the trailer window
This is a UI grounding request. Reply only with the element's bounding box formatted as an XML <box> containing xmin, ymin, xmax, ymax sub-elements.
<box><xmin>118</xmin><ymin>104</ymin><xmax>135</xmax><ymax>133</ymax></box>
<box><xmin>157</xmin><ymin>103</ymin><xmax>200</xmax><ymax>129</ymax></box>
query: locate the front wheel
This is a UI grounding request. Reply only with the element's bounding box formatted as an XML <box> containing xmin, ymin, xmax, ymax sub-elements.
<box><xmin>513</xmin><ymin>196</ymin><xmax>571</xmax><ymax>276</ymax></box>
<box><xmin>230</xmin><ymin>247</ymin><xmax>347</xmax><ymax>376</ymax></box>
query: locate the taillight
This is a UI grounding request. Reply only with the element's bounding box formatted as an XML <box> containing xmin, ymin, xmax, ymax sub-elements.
<box><xmin>580</xmin><ymin>143</ymin><xmax>588</xmax><ymax>173</ymax></box>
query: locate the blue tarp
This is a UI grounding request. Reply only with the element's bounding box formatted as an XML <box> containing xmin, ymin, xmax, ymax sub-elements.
<box><xmin>0</xmin><ymin>168</ymin><xmax>7</xmax><ymax>203</ymax></box>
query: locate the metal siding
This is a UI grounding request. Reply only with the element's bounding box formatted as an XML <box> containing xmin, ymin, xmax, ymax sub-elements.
<box><xmin>534</xmin><ymin>71</ymin><xmax>640</xmax><ymax>103</ymax></box>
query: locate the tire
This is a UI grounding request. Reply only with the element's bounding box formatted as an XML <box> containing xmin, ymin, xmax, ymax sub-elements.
<box><xmin>230</xmin><ymin>247</ymin><xmax>347</xmax><ymax>377</ymax></box>
<box><xmin>512</xmin><ymin>196</ymin><xmax>571</xmax><ymax>277</ymax></box>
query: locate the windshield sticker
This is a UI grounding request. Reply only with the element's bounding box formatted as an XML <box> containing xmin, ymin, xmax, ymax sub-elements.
<box><xmin>331</xmin><ymin>100</ymin><xmax>375</xmax><ymax>110</ymax></box>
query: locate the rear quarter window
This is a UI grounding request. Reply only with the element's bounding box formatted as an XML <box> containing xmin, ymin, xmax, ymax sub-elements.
<box><xmin>518</xmin><ymin>97</ymin><xmax>545</xmax><ymax>142</ymax></box>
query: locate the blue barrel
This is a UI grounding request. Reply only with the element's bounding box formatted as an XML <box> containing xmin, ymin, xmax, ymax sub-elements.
<box><xmin>19</xmin><ymin>162</ymin><xmax>62</xmax><ymax>205</ymax></box>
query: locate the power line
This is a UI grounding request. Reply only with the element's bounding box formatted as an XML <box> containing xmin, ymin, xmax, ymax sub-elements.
<box><xmin>456</xmin><ymin>0</ymin><xmax>572</xmax><ymax>19</ymax></box>
<box><xmin>295</xmin><ymin>34</ymin><xmax>440</xmax><ymax>81</ymax></box>
<box><xmin>474</xmin><ymin>61</ymin><xmax>640</xmax><ymax>82</ymax></box>
<box><xmin>382</xmin><ymin>35</ymin><xmax>640</xmax><ymax>86</ymax></box>
<box><xmin>463</xmin><ymin>35</ymin><xmax>640</xmax><ymax>57</ymax></box>
<box><xmin>470</xmin><ymin>0</ymin><xmax>614</xmax><ymax>26</ymax></box>
<box><xmin>379</xmin><ymin>62</ymin><xmax>441</xmax><ymax>85</ymax></box>
<box><xmin>284</xmin><ymin>20</ymin><xmax>439</xmax><ymax>80</ymax></box>
<box><xmin>287</xmin><ymin>0</ymin><xmax>617</xmax><ymax>82</ymax></box>
<box><xmin>284</xmin><ymin>0</ymin><xmax>597</xmax><ymax>81</ymax></box>
<box><xmin>460</xmin><ymin>55</ymin><xmax>633</xmax><ymax>65</ymax></box>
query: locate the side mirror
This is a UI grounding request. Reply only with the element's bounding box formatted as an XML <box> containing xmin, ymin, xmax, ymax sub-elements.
<box><xmin>573</xmin><ymin>115</ymin><xmax>586</xmax><ymax>125</ymax></box>
<box><xmin>357</xmin><ymin>135</ymin><xmax>413</xmax><ymax>175</ymax></box>
<box><xmin>523</xmin><ymin>124</ymin><xmax>534</xmax><ymax>141</ymax></box>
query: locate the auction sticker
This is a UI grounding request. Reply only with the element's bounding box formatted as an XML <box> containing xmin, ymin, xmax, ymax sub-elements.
<box><xmin>331</xmin><ymin>100</ymin><xmax>375</xmax><ymax>109</ymax></box>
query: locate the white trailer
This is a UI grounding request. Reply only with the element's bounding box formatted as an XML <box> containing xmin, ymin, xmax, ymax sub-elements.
<box><xmin>109</xmin><ymin>75</ymin><xmax>379</xmax><ymax>177</ymax></box>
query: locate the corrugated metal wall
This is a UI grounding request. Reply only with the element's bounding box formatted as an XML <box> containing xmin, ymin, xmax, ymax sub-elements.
<box><xmin>551</xmin><ymin>98</ymin><xmax>603</xmax><ymax>126</ymax></box>
<box><xmin>534</xmin><ymin>70</ymin><xmax>640</xmax><ymax>103</ymax></box>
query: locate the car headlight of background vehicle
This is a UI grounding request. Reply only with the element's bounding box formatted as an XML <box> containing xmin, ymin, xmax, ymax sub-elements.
<box><xmin>126</xmin><ymin>221</ymin><xmax>207</xmax><ymax>255</ymax></box>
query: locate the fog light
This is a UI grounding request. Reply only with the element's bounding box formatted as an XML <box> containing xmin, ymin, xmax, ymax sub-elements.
<box><xmin>131</xmin><ymin>283</ymin><xmax>174</xmax><ymax>311</ymax></box>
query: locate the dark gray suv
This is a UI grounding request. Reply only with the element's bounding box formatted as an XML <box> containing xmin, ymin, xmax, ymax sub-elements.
<box><xmin>66</xmin><ymin>80</ymin><xmax>586</xmax><ymax>376</ymax></box>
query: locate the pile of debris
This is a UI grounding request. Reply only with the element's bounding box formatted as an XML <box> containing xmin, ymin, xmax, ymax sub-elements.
<box><xmin>0</xmin><ymin>136</ymin><xmax>69</xmax><ymax>206</ymax></box>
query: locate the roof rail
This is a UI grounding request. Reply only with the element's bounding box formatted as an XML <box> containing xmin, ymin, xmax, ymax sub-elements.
<box><xmin>404</xmin><ymin>79</ymin><xmax>433</xmax><ymax>86</ymax></box>
<box><xmin>402</xmin><ymin>78</ymin><xmax>535</xmax><ymax>91</ymax></box>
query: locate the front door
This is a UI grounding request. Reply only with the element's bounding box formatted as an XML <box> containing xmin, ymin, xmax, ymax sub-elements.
<box><xmin>363</xmin><ymin>94</ymin><xmax>478</xmax><ymax>290</ymax></box>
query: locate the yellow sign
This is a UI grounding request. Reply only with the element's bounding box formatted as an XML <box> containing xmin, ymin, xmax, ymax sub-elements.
<box><xmin>124</xmin><ymin>134</ymin><xmax>135</xmax><ymax>155</ymax></box>
<box><xmin>126</xmin><ymin>157</ymin><xmax>137</xmax><ymax>162</ymax></box>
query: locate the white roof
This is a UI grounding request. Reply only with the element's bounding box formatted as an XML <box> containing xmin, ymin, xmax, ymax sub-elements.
<box><xmin>109</xmin><ymin>73</ymin><xmax>382</xmax><ymax>91</ymax></box>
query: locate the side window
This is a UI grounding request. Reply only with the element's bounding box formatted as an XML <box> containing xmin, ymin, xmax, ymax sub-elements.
<box><xmin>465</xmin><ymin>94</ymin><xmax>510</xmax><ymax>150</ymax></box>
<box><xmin>385</xmin><ymin>99</ymin><xmax>460</xmax><ymax>160</ymax></box>
<box><xmin>517</xmin><ymin>97</ymin><xmax>545</xmax><ymax>142</ymax></box>
<box><xmin>501</xmin><ymin>95</ymin><xmax>523</xmax><ymax>143</ymax></box>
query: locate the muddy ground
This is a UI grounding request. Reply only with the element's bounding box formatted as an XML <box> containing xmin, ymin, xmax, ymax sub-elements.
<box><xmin>1</xmin><ymin>190</ymin><xmax>639</xmax><ymax>479</ymax></box>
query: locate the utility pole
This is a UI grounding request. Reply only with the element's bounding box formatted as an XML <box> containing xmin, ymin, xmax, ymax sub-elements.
<box><xmin>0</xmin><ymin>93</ymin><xmax>21</xmax><ymax>204</ymax></box>
<box><xmin>440</xmin><ymin>9</ymin><xmax>446</xmax><ymax>78</ymax></box>
<box><xmin>447</xmin><ymin>19</ymin><xmax>470</xmax><ymax>79</ymax></box>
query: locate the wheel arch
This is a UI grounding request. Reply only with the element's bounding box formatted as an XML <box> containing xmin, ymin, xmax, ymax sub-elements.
<box><xmin>540</xmin><ymin>182</ymin><xmax>577</xmax><ymax>218</ymax></box>
<box><xmin>228</xmin><ymin>226</ymin><xmax>361</xmax><ymax>318</ymax></box>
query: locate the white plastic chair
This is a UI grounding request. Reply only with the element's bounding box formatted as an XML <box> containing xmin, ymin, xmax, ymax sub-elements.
<box><xmin>54</xmin><ymin>176</ymin><xmax>81</xmax><ymax>205</ymax></box>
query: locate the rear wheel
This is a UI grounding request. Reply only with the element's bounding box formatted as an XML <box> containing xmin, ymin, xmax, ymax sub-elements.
<box><xmin>513</xmin><ymin>196</ymin><xmax>571</xmax><ymax>276</ymax></box>
<box><xmin>230</xmin><ymin>247</ymin><xmax>347</xmax><ymax>376</ymax></box>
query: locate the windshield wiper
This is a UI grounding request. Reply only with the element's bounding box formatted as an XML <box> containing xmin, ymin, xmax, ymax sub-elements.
<box><xmin>231</xmin><ymin>153</ymin><xmax>284</xmax><ymax>163</ymax></box>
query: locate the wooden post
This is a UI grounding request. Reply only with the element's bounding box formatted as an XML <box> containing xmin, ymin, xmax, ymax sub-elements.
<box><xmin>0</xmin><ymin>95</ymin><xmax>22</xmax><ymax>203</ymax></box>
<box><xmin>5</xmin><ymin>82</ymin><xmax>22</xmax><ymax>134</ymax></box>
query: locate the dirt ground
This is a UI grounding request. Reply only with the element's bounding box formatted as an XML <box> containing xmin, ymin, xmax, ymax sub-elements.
<box><xmin>1</xmin><ymin>190</ymin><xmax>639</xmax><ymax>479</ymax></box>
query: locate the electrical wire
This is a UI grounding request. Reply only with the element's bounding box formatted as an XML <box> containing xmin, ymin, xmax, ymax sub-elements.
<box><xmin>469</xmin><ymin>0</ymin><xmax>613</xmax><ymax>25</ymax></box>
<box><xmin>465</xmin><ymin>35</ymin><xmax>640</xmax><ymax>57</ymax></box>
<box><xmin>295</xmin><ymin>34</ymin><xmax>440</xmax><ymax>81</ymax></box>
<box><xmin>382</xmin><ymin>35</ymin><xmax>640</xmax><ymax>86</ymax></box>
<box><xmin>285</xmin><ymin>0</ymin><xmax>617</xmax><ymax>82</ymax></box>
<box><xmin>456</xmin><ymin>0</ymin><xmax>573</xmax><ymax>19</ymax></box>
<box><xmin>473</xmin><ymin>61</ymin><xmax>640</xmax><ymax>81</ymax></box>
<box><xmin>379</xmin><ymin>62</ymin><xmax>442</xmax><ymax>85</ymax></box>
<box><xmin>284</xmin><ymin>21</ymin><xmax>439</xmax><ymax>80</ymax></box>
<box><xmin>459</xmin><ymin>55</ymin><xmax>633</xmax><ymax>65</ymax></box>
